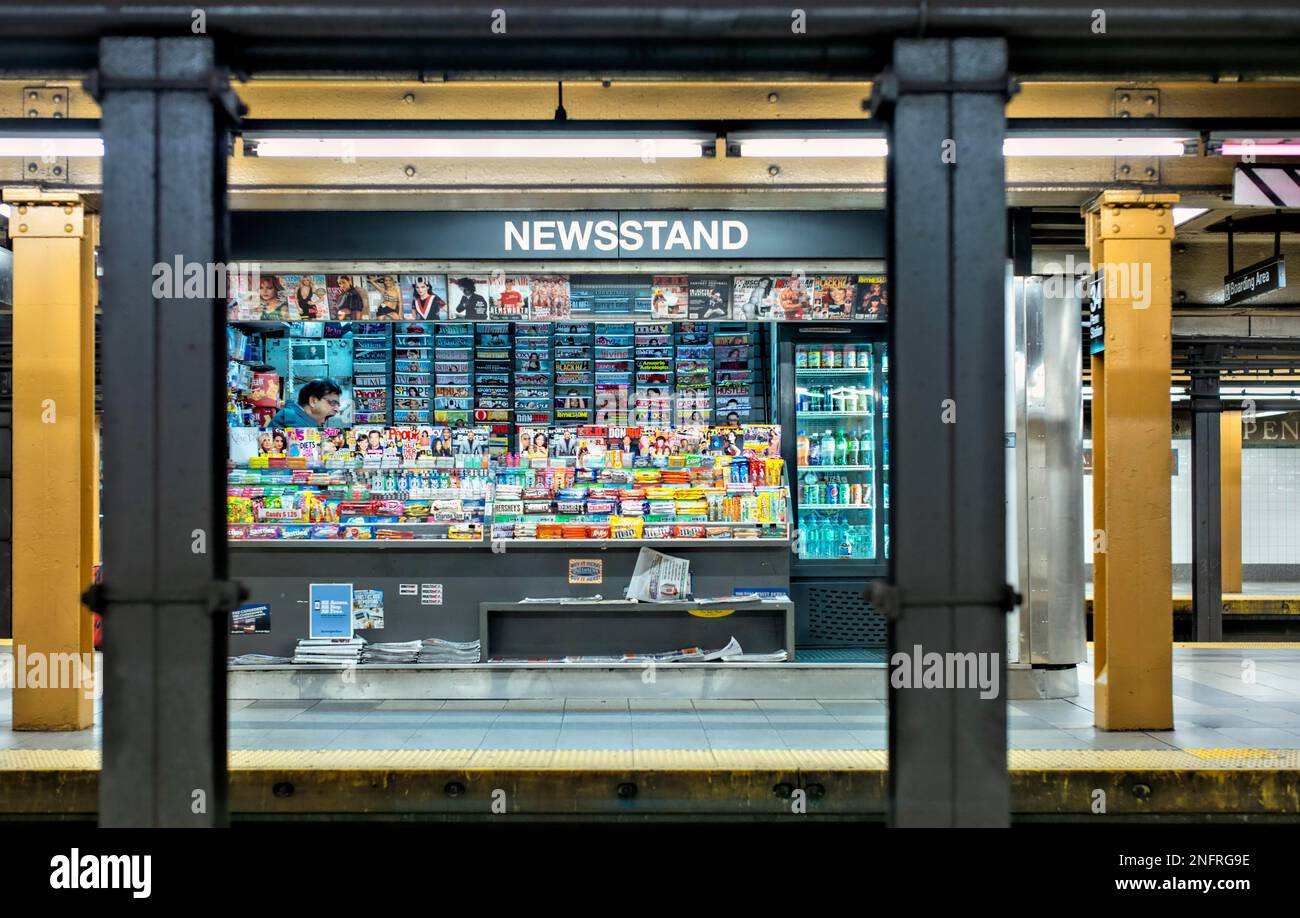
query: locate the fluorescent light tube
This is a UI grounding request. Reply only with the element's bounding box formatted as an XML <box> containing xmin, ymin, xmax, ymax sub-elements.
<box><xmin>735</xmin><ymin>137</ymin><xmax>888</xmax><ymax>158</ymax></box>
<box><xmin>1003</xmin><ymin>136</ymin><xmax>1188</xmax><ymax>157</ymax></box>
<box><xmin>1220</xmin><ymin>141</ymin><xmax>1300</xmax><ymax>156</ymax></box>
<box><xmin>246</xmin><ymin>136</ymin><xmax>707</xmax><ymax>158</ymax></box>
<box><xmin>732</xmin><ymin>136</ymin><xmax>1188</xmax><ymax>158</ymax></box>
<box><xmin>0</xmin><ymin>137</ymin><xmax>103</xmax><ymax>157</ymax></box>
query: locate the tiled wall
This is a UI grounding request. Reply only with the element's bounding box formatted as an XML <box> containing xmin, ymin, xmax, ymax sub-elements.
<box><xmin>1242</xmin><ymin>446</ymin><xmax>1300</xmax><ymax>564</ymax></box>
<box><xmin>1083</xmin><ymin>440</ymin><xmax>1300</xmax><ymax>567</ymax></box>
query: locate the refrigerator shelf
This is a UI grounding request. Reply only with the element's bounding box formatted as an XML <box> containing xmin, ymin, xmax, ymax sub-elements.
<box><xmin>795</xmin><ymin>368</ymin><xmax>873</xmax><ymax>375</ymax></box>
<box><xmin>796</xmin><ymin>411</ymin><xmax>874</xmax><ymax>419</ymax></box>
<box><xmin>799</xmin><ymin>465</ymin><xmax>874</xmax><ymax>471</ymax></box>
<box><xmin>799</xmin><ymin>503</ymin><xmax>874</xmax><ymax>510</ymax></box>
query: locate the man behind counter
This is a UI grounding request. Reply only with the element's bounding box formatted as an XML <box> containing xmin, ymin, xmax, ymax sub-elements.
<box><xmin>270</xmin><ymin>378</ymin><xmax>343</xmax><ymax>427</ymax></box>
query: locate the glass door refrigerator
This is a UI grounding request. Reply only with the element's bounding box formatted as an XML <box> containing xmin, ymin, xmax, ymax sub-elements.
<box><xmin>777</xmin><ymin>324</ymin><xmax>889</xmax><ymax>650</ymax></box>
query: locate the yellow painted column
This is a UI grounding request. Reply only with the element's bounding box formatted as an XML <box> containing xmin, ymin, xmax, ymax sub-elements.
<box><xmin>5</xmin><ymin>187</ymin><xmax>95</xmax><ymax>730</ymax></box>
<box><xmin>1084</xmin><ymin>190</ymin><xmax>1177</xmax><ymax>731</ymax></box>
<box><xmin>1220</xmin><ymin>409</ymin><xmax>1243</xmax><ymax>593</ymax></box>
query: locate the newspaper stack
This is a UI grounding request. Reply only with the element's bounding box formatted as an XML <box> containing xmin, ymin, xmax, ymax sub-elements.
<box><xmin>227</xmin><ymin>653</ymin><xmax>292</xmax><ymax>666</ymax></box>
<box><xmin>291</xmin><ymin>637</ymin><xmax>365</xmax><ymax>665</ymax></box>
<box><xmin>417</xmin><ymin>638</ymin><xmax>481</xmax><ymax>664</ymax></box>
<box><xmin>360</xmin><ymin>640</ymin><xmax>422</xmax><ymax>664</ymax></box>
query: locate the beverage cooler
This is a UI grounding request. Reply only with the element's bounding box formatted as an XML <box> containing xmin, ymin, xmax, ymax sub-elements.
<box><xmin>777</xmin><ymin>324</ymin><xmax>890</xmax><ymax>649</ymax></box>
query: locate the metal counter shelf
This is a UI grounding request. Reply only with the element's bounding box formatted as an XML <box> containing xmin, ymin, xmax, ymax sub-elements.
<box><xmin>486</xmin><ymin>537</ymin><xmax>791</xmax><ymax>548</ymax></box>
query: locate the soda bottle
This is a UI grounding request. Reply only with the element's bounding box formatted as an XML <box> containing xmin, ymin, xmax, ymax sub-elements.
<box><xmin>822</xmin><ymin>342</ymin><xmax>834</xmax><ymax>368</ymax></box>
<box><xmin>829</xmin><ymin>344</ymin><xmax>841</xmax><ymax>368</ymax></box>
<box><xmin>820</xmin><ymin>429</ymin><xmax>835</xmax><ymax>465</ymax></box>
<box><xmin>797</xmin><ymin>431</ymin><xmax>809</xmax><ymax>465</ymax></box>
<box><xmin>844</xmin><ymin>344</ymin><xmax>856</xmax><ymax>368</ymax></box>
<box><xmin>795</xmin><ymin>345</ymin><xmax>808</xmax><ymax>369</ymax></box>
<box><xmin>808</xmin><ymin>436</ymin><xmax>820</xmax><ymax>466</ymax></box>
<box><xmin>808</xmin><ymin>345</ymin><xmax>821</xmax><ymax>369</ymax></box>
<box><xmin>836</xmin><ymin>430</ymin><xmax>848</xmax><ymax>465</ymax></box>
<box><xmin>859</xmin><ymin>431</ymin><xmax>872</xmax><ymax>462</ymax></box>
<box><xmin>848</xmin><ymin>431</ymin><xmax>861</xmax><ymax>466</ymax></box>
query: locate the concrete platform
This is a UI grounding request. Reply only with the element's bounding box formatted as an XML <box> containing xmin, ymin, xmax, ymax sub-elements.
<box><xmin>3</xmin><ymin>645</ymin><xmax>1299</xmax><ymax>820</ymax></box>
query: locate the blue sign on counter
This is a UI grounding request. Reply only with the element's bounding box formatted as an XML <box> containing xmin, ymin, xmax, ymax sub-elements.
<box><xmin>309</xmin><ymin>583</ymin><xmax>354</xmax><ymax>639</ymax></box>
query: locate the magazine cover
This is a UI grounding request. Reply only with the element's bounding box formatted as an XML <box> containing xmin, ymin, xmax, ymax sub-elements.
<box><xmin>606</xmin><ymin>427</ymin><xmax>642</xmax><ymax>457</ymax></box>
<box><xmin>529</xmin><ymin>275</ymin><xmax>571</xmax><ymax>320</ymax></box>
<box><xmin>651</xmin><ymin>276</ymin><xmax>689</xmax><ymax>320</ymax></box>
<box><xmin>353</xmin><ymin>426</ymin><xmax>390</xmax><ymax>459</ymax></box>
<box><xmin>283</xmin><ymin>274</ymin><xmax>328</xmax><ymax>320</ymax></box>
<box><xmin>430</xmin><ymin>427</ymin><xmax>455</xmax><ymax>458</ymax></box>
<box><xmin>813</xmin><ymin>275</ymin><xmax>857</xmax><ymax>320</ymax></box>
<box><xmin>715</xmin><ymin>340</ymin><xmax>750</xmax><ymax>369</ymax></box>
<box><xmin>452</xmin><ymin>427</ymin><xmax>490</xmax><ymax>456</ymax></box>
<box><xmin>705</xmin><ymin>428</ymin><xmax>744</xmax><ymax>457</ymax></box>
<box><xmin>326</xmin><ymin>274</ymin><xmax>369</xmax><ymax>321</ymax></box>
<box><xmin>743</xmin><ymin>424</ymin><xmax>783</xmax><ymax>457</ymax></box>
<box><xmin>228</xmin><ymin>428</ymin><xmax>266</xmax><ymax>465</ymax></box>
<box><xmin>447</xmin><ymin>276</ymin><xmax>491</xmax><ymax>320</ymax></box>
<box><xmin>595</xmin><ymin>384</ymin><xmax>631</xmax><ymax>426</ymax></box>
<box><xmin>363</xmin><ymin>274</ymin><xmax>403</xmax><ymax>320</ymax></box>
<box><xmin>731</xmin><ymin>276</ymin><xmax>779</xmax><ymax>320</ymax></box>
<box><xmin>688</xmin><ymin>277</ymin><xmax>732</xmax><ymax>320</ymax></box>
<box><xmin>352</xmin><ymin>589</ymin><xmax>385</xmax><ymax>630</ymax></box>
<box><xmin>490</xmin><ymin>275</ymin><xmax>531</xmax><ymax>320</ymax></box>
<box><xmin>518</xmin><ymin>427</ymin><xmax>551</xmax><ymax>459</ymax></box>
<box><xmin>550</xmin><ymin>427</ymin><xmax>581</xmax><ymax>459</ymax></box>
<box><xmin>774</xmin><ymin>274</ymin><xmax>812</xmax><ymax>321</ymax></box>
<box><xmin>854</xmin><ymin>275</ymin><xmax>889</xmax><ymax>320</ymax></box>
<box><xmin>239</xmin><ymin>274</ymin><xmax>292</xmax><ymax>320</ymax></box>
<box><xmin>283</xmin><ymin>427</ymin><xmax>324</xmax><ymax>463</ymax></box>
<box><xmin>576</xmin><ymin>426</ymin><xmax>609</xmax><ymax>469</ymax></box>
<box><xmin>402</xmin><ymin>274</ymin><xmax>448</xmax><ymax>321</ymax></box>
<box><xmin>554</xmin><ymin>388</ymin><xmax>593</xmax><ymax>422</ymax></box>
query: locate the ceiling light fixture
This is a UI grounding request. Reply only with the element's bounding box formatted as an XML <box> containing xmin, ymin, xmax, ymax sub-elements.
<box><xmin>244</xmin><ymin>135</ymin><xmax>712</xmax><ymax>159</ymax></box>
<box><xmin>0</xmin><ymin>137</ymin><xmax>103</xmax><ymax>157</ymax></box>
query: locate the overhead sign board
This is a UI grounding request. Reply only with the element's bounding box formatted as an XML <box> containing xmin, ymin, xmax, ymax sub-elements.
<box><xmin>1223</xmin><ymin>254</ymin><xmax>1286</xmax><ymax>306</ymax></box>
<box><xmin>232</xmin><ymin>210</ymin><xmax>887</xmax><ymax>261</ymax></box>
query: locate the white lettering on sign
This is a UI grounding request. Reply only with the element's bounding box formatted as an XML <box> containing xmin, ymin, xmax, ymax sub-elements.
<box><xmin>502</xmin><ymin>218</ymin><xmax>752</xmax><ymax>254</ymax></box>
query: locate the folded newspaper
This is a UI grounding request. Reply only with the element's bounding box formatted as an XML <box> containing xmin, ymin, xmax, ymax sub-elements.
<box><xmin>291</xmin><ymin>637</ymin><xmax>365</xmax><ymax>665</ymax></box>
<box><xmin>228</xmin><ymin>653</ymin><xmax>292</xmax><ymax>666</ymax></box>
<box><xmin>625</xmin><ymin>547</ymin><xmax>690</xmax><ymax>602</ymax></box>
<box><xmin>417</xmin><ymin>638</ymin><xmax>481</xmax><ymax>664</ymax></box>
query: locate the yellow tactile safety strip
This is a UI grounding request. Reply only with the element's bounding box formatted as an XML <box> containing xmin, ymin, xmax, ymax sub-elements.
<box><xmin>1170</xmin><ymin>642</ymin><xmax>1300</xmax><ymax>649</ymax></box>
<box><xmin>1</xmin><ymin>747</ymin><xmax>1298</xmax><ymax>772</ymax></box>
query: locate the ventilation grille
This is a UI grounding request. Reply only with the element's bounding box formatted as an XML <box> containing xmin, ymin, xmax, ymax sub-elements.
<box><xmin>806</xmin><ymin>586</ymin><xmax>887</xmax><ymax>647</ymax></box>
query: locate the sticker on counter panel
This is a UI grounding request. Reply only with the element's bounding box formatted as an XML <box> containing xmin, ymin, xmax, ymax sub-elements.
<box><xmin>230</xmin><ymin>603</ymin><xmax>272</xmax><ymax>634</ymax></box>
<box><xmin>568</xmin><ymin>558</ymin><xmax>604</xmax><ymax>585</ymax></box>
<box><xmin>309</xmin><ymin>582</ymin><xmax>354</xmax><ymax>639</ymax></box>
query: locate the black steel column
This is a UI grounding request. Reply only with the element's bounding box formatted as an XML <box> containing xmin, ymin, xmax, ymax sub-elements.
<box><xmin>873</xmin><ymin>38</ymin><xmax>1014</xmax><ymax>827</ymax></box>
<box><xmin>96</xmin><ymin>37</ymin><xmax>239</xmax><ymax>826</ymax></box>
<box><xmin>1190</xmin><ymin>362</ymin><xmax>1224</xmax><ymax>641</ymax></box>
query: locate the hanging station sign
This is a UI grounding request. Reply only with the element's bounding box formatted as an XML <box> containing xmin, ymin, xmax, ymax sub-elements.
<box><xmin>1223</xmin><ymin>255</ymin><xmax>1286</xmax><ymax>307</ymax></box>
<box><xmin>1084</xmin><ymin>270</ymin><xmax>1106</xmax><ymax>356</ymax></box>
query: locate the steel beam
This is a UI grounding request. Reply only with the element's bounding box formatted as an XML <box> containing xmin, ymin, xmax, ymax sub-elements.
<box><xmin>1220</xmin><ymin>409</ymin><xmax>1243</xmax><ymax>593</ymax></box>
<box><xmin>1191</xmin><ymin>364</ymin><xmax>1224</xmax><ymax>641</ymax></box>
<box><xmin>875</xmin><ymin>38</ymin><xmax>1012</xmax><ymax>827</ymax></box>
<box><xmin>1086</xmin><ymin>190</ymin><xmax>1178</xmax><ymax>731</ymax></box>
<box><xmin>4</xmin><ymin>187</ymin><xmax>95</xmax><ymax>730</ymax></box>
<box><xmin>96</xmin><ymin>36</ymin><xmax>236</xmax><ymax>827</ymax></box>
